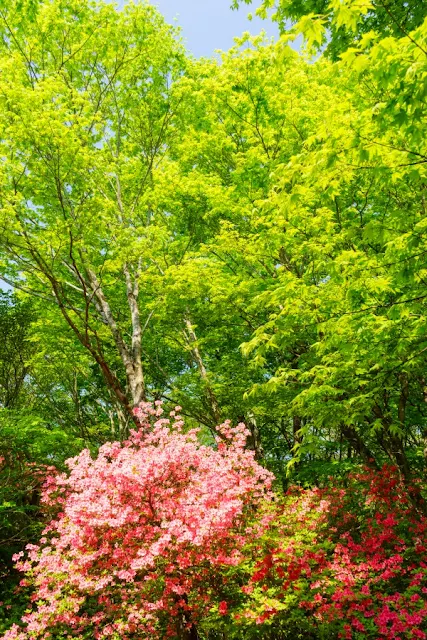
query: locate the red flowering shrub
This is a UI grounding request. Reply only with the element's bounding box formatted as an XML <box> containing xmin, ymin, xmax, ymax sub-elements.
<box><xmin>231</xmin><ymin>466</ymin><xmax>427</xmax><ymax>639</ymax></box>
<box><xmin>0</xmin><ymin>403</ymin><xmax>273</xmax><ymax>640</ymax></box>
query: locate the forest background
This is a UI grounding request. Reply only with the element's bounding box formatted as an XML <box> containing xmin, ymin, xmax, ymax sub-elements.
<box><xmin>0</xmin><ymin>0</ymin><xmax>427</xmax><ymax>638</ymax></box>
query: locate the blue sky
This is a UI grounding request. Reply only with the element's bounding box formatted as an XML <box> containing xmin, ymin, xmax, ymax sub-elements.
<box><xmin>116</xmin><ymin>0</ymin><xmax>279</xmax><ymax>58</ymax></box>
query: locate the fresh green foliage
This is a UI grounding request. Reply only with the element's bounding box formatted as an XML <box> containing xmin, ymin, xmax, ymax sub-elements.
<box><xmin>0</xmin><ymin>294</ymin><xmax>33</xmax><ymax>409</ymax></box>
<box><xmin>1</xmin><ymin>0</ymin><xmax>427</xmax><ymax>479</ymax></box>
<box><xmin>0</xmin><ymin>0</ymin><xmax>186</xmax><ymax>421</ymax></box>
<box><xmin>1</xmin><ymin>0</ymin><xmax>427</xmax><ymax>634</ymax></box>
<box><xmin>231</xmin><ymin>0</ymin><xmax>426</xmax><ymax>58</ymax></box>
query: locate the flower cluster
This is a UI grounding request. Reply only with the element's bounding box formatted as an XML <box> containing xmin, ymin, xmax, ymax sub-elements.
<box><xmin>232</xmin><ymin>466</ymin><xmax>427</xmax><ymax>639</ymax></box>
<box><xmin>1</xmin><ymin>404</ymin><xmax>273</xmax><ymax>640</ymax></box>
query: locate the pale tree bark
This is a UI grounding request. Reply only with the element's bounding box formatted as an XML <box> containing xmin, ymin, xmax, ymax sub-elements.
<box><xmin>85</xmin><ymin>266</ymin><xmax>146</xmax><ymax>407</ymax></box>
<box><xmin>124</xmin><ymin>261</ymin><xmax>146</xmax><ymax>406</ymax></box>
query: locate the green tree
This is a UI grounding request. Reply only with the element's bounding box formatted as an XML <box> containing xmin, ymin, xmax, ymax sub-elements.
<box><xmin>0</xmin><ymin>294</ymin><xmax>34</xmax><ymax>409</ymax></box>
<box><xmin>232</xmin><ymin>0</ymin><xmax>426</xmax><ymax>59</ymax></box>
<box><xmin>159</xmin><ymin>19</ymin><xmax>427</xmax><ymax>485</ymax></box>
<box><xmin>0</xmin><ymin>0</ymin><xmax>185</xmax><ymax>424</ymax></box>
<box><xmin>215</xmin><ymin>27</ymin><xmax>427</xmax><ymax>483</ymax></box>
<box><xmin>1</xmin><ymin>0</ymin><xmax>427</xmax><ymax>486</ymax></box>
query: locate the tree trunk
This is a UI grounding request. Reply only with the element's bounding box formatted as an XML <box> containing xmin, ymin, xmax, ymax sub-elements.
<box><xmin>174</xmin><ymin>594</ymin><xmax>199</xmax><ymax>640</ymax></box>
<box><xmin>86</xmin><ymin>267</ymin><xmax>146</xmax><ymax>407</ymax></box>
<box><xmin>124</xmin><ymin>262</ymin><xmax>146</xmax><ymax>405</ymax></box>
<box><xmin>293</xmin><ymin>415</ymin><xmax>302</xmax><ymax>447</ymax></box>
<box><xmin>340</xmin><ymin>424</ymin><xmax>378</xmax><ymax>469</ymax></box>
<box><xmin>246</xmin><ymin>411</ymin><xmax>264</xmax><ymax>460</ymax></box>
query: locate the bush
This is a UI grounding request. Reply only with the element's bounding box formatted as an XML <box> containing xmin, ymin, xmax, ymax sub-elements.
<box><xmin>228</xmin><ymin>466</ymin><xmax>427</xmax><ymax>639</ymax></box>
<box><xmin>1</xmin><ymin>403</ymin><xmax>273</xmax><ymax>640</ymax></box>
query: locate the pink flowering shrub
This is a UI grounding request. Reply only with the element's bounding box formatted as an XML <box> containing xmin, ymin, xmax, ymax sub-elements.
<box><xmin>1</xmin><ymin>403</ymin><xmax>273</xmax><ymax>640</ymax></box>
<box><xmin>226</xmin><ymin>466</ymin><xmax>427</xmax><ymax>640</ymax></box>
